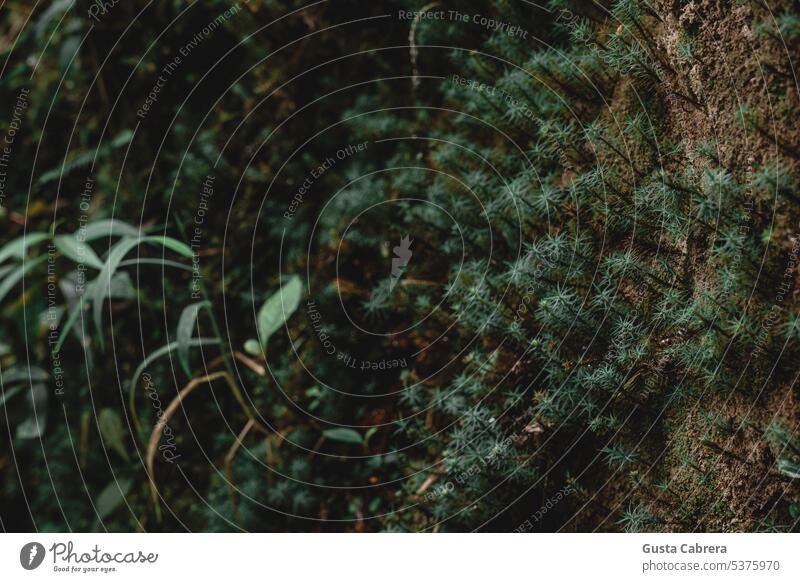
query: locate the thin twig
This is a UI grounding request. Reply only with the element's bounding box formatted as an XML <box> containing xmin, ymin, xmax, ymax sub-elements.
<box><xmin>146</xmin><ymin>371</ymin><xmax>228</xmax><ymax>511</ymax></box>
<box><xmin>409</xmin><ymin>2</ymin><xmax>439</xmax><ymax>91</ymax></box>
<box><xmin>232</xmin><ymin>351</ymin><xmax>266</xmax><ymax>376</ymax></box>
<box><xmin>224</xmin><ymin>419</ymin><xmax>256</xmax><ymax>511</ymax></box>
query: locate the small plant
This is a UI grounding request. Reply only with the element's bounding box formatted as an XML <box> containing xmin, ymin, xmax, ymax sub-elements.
<box><xmin>766</xmin><ymin>422</ymin><xmax>800</xmax><ymax>479</ymax></box>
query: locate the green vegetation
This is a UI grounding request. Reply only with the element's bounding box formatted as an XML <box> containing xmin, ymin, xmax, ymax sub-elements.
<box><xmin>0</xmin><ymin>0</ymin><xmax>798</xmax><ymax>532</ymax></box>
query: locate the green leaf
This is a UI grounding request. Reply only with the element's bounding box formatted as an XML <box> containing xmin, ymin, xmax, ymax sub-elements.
<box><xmin>53</xmin><ymin>300</ymin><xmax>84</xmax><ymax>354</ymax></box>
<box><xmin>790</xmin><ymin>503</ymin><xmax>800</xmax><ymax>520</ymax></box>
<box><xmin>86</xmin><ymin>271</ymin><xmax>136</xmax><ymax>301</ymax></box>
<box><xmin>177</xmin><ymin>301</ymin><xmax>210</xmax><ymax>376</ymax></box>
<box><xmin>0</xmin><ymin>385</ymin><xmax>24</xmax><ymax>409</ymax></box>
<box><xmin>54</xmin><ymin>272</ymin><xmax>134</xmax><ymax>354</ymax></box>
<box><xmin>98</xmin><ymin>408</ymin><xmax>130</xmax><ymax>461</ymax></box>
<box><xmin>93</xmin><ymin>478</ymin><xmax>133</xmax><ymax>526</ymax></box>
<box><xmin>243</xmin><ymin>339</ymin><xmax>261</xmax><ymax>356</ymax></box>
<box><xmin>92</xmin><ymin>236</ymin><xmax>193</xmax><ymax>347</ymax></box>
<box><xmin>1</xmin><ymin>365</ymin><xmax>49</xmax><ymax>386</ymax></box>
<box><xmin>92</xmin><ymin>237</ymin><xmax>142</xmax><ymax>343</ymax></box>
<box><xmin>0</xmin><ymin>232</ymin><xmax>49</xmax><ymax>264</ymax></box>
<box><xmin>144</xmin><ymin>236</ymin><xmax>193</xmax><ymax>258</ymax></box>
<box><xmin>0</xmin><ymin>255</ymin><xmax>47</xmax><ymax>305</ymax></box>
<box><xmin>777</xmin><ymin>457</ymin><xmax>800</xmax><ymax>479</ymax></box>
<box><xmin>110</xmin><ymin>128</ymin><xmax>135</xmax><ymax>148</ymax></box>
<box><xmin>16</xmin><ymin>383</ymin><xmax>48</xmax><ymax>440</ymax></box>
<box><xmin>258</xmin><ymin>275</ymin><xmax>303</xmax><ymax>349</ymax></box>
<box><xmin>118</xmin><ymin>258</ymin><xmax>192</xmax><ymax>271</ymax></box>
<box><xmin>33</xmin><ymin>0</ymin><xmax>72</xmax><ymax>38</ymax></box>
<box><xmin>323</xmin><ymin>427</ymin><xmax>363</xmax><ymax>445</ymax></box>
<box><xmin>82</xmin><ymin>219</ymin><xmax>140</xmax><ymax>241</ymax></box>
<box><xmin>364</xmin><ymin>426</ymin><xmax>379</xmax><ymax>445</ymax></box>
<box><xmin>127</xmin><ymin>338</ymin><xmax>220</xmax><ymax>394</ymax></box>
<box><xmin>54</xmin><ymin>235</ymin><xmax>104</xmax><ymax>270</ymax></box>
<box><xmin>127</xmin><ymin>338</ymin><xmax>219</xmax><ymax>437</ymax></box>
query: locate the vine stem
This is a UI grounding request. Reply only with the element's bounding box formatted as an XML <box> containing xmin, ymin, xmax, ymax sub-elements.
<box><xmin>409</xmin><ymin>2</ymin><xmax>440</xmax><ymax>91</ymax></box>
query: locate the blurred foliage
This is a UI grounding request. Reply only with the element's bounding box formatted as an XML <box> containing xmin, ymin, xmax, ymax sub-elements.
<box><xmin>1</xmin><ymin>0</ymin><xmax>798</xmax><ymax>532</ymax></box>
